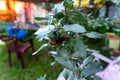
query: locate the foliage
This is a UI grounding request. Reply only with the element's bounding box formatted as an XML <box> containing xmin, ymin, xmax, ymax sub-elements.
<box><xmin>34</xmin><ymin>0</ymin><xmax>111</xmax><ymax>80</ymax></box>
<box><xmin>87</xmin><ymin>18</ymin><xmax>111</xmax><ymax>33</ymax></box>
<box><xmin>0</xmin><ymin>38</ymin><xmax>62</xmax><ymax>80</ymax></box>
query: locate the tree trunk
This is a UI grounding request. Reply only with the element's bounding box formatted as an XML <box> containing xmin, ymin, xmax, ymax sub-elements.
<box><xmin>88</xmin><ymin>0</ymin><xmax>94</xmax><ymax>17</ymax></box>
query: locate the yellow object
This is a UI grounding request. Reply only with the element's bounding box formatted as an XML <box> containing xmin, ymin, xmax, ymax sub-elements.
<box><xmin>107</xmin><ymin>36</ymin><xmax>120</xmax><ymax>50</ymax></box>
<box><xmin>105</xmin><ymin>32</ymin><xmax>115</xmax><ymax>36</ymax></box>
<box><xmin>49</xmin><ymin>40</ymin><xmax>56</xmax><ymax>45</ymax></box>
<box><xmin>109</xmin><ymin>39</ymin><xmax>120</xmax><ymax>50</ymax></box>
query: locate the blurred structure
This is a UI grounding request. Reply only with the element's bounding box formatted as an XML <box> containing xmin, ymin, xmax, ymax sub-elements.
<box><xmin>0</xmin><ymin>0</ymin><xmax>16</xmax><ymax>22</ymax></box>
<box><xmin>0</xmin><ymin>0</ymin><xmax>63</xmax><ymax>23</ymax></box>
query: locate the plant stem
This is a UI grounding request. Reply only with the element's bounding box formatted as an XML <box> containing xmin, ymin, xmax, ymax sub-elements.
<box><xmin>76</xmin><ymin>63</ymin><xmax>81</xmax><ymax>80</ymax></box>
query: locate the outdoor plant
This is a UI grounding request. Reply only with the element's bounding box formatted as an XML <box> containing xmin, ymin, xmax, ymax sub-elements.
<box><xmin>34</xmin><ymin>0</ymin><xmax>106</xmax><ymax>80</ymax></box>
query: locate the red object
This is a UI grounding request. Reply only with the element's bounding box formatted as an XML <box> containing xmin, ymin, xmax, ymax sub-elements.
<box><xmin>16</xmin><ymin>0</ymin><xmax>63</xmax><ymax>3</ymax></box>
<box><xmin>24</xmin><ymin>2</ymin><xmax>33</xmax><ymax>23</ymax></box>
<box><xmin>0</xmin><ymin>35</ymin><xmax>34</xmax><ymax>68</ymax></box>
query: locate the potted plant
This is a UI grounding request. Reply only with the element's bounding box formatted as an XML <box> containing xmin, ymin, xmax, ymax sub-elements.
<box><xmin>34</xmin><ymin>0</ymin><xmax>107</xmax><ymax>80</ymax></box>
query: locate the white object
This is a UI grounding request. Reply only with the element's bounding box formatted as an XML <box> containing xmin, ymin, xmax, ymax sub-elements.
<box><xmin>0</xmin><ymin>39</ymin><xmax>3</xmax><ymax>43</ymax></box>
<box><xmin>96</xmin><ymin>56</ymin><xmax>120</xmax><ymax>80</ymax></box>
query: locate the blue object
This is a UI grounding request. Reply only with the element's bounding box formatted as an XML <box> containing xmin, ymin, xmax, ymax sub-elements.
<box><xmin>6</xmin><ymin>23</ymin><xmax>26</xmax><ymax>39</ymax></box>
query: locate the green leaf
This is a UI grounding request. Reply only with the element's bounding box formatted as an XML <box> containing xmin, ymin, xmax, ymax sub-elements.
<box><xmin>32</xmin><ymin>43</ymin><xmax>48</xmax><ymax>55</ymax></box>
<box><xmin>63</xmin><ymin>24</ymin><xmax>86</xmax><ymax>33</ymax></box>
<box><xmin>52</xmin><ymin>2</ymin><xmax>64</xmax><ymax>13</ymax></box>
<box><xmin>81</xmin><ymin>78</ymin><xmax>87</xmax><ymax>80</ymax></box>
<box><xmin>64</xmin><ymin>0</ymin><xmax>74</xmax><ymax>10</ymax></box>
<box><xmin>53</xmin><ymin>12</ymin><xmax>64</xmax><ymax>19</ymax></box>
<box><xmin>57</xmin><ymin>48</ymin><xmax>69</xmax><ymax>59</ymax></box>
<box><xmin>73</xmin><ymin>38</ymin><xmax>87</xmax><ymax>58</ymax></box>
<box><xmin>48</xmin><ymin>31</ymin><xmax>57</xmax><ymax>41</ymax></box>
<box><xmin>55</xmin><ymin>57</ymin><xmax>76</xmax><ymax>71</ymax></box>
<box><xmin>80</xmin><ymin>56</ymin><xmax>94</xmax><ymax>69</ymax></box>
<box><xmin>75</xmin><ymin>13</ymin><xmax>88</xmax><ymax>24</ymax></box>
<box><xmin>35</xmin><ymin>25</ymin><xmax>55</xmax><ymax>40</ymax></box>
<box><xmin>58</xmin><ymin>69</ymin><xmax>76</xmax><ymax>80</ymax></box>
<box><xmin>35</xmin><ymin>17</ymin><xmax>48</xmax><ymax>21</ymax></box>
<box><xmin>85</xmin><ymin>32</ymin><xmax>103</xmax><ymax>38</ymax></box>
<box><xmin>67</xmin><ymin>72</ymin><xmax>76</xmax><ymax>80</ymax></box>
<box><xmin>81</xmin><ymin>62</ymin><xmax>101</xmax><ymax>78</ymax></box>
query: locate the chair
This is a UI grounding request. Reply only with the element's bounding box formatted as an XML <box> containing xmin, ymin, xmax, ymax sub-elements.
<box><xmin>0</xmin><ymin>35</ymin><xmax>35</xmax><ymax>68</ymax></box>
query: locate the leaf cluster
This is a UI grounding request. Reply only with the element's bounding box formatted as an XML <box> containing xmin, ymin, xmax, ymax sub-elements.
<box><xmin>34</xmin><ymin>0</ymin><xmax>110</xmax><ymax>80</ymax></box>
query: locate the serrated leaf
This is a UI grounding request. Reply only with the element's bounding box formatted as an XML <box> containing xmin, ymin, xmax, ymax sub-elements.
<box><xmin>73</xmin><ymin>38</ymin><xmax>87</xmax><ymax>58</ymax></box>
<box><xmin>63</xmin><ymin>24</ymin><xmax>86</xmax><ymax>33</ymax></box>
<box><xmin>81</xmin><ymin>62</ymin><xmax>101</xmax><ymax>78</ymax></box>
<box><xmin>55</xmin><ymin>57</ymin><xmax>76</xmax><ymax>71</ymax></box>
<box><xmin>85</xmin><ymin>32</ymin><xmax>103</xmax><ymax>38</ymax></box>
